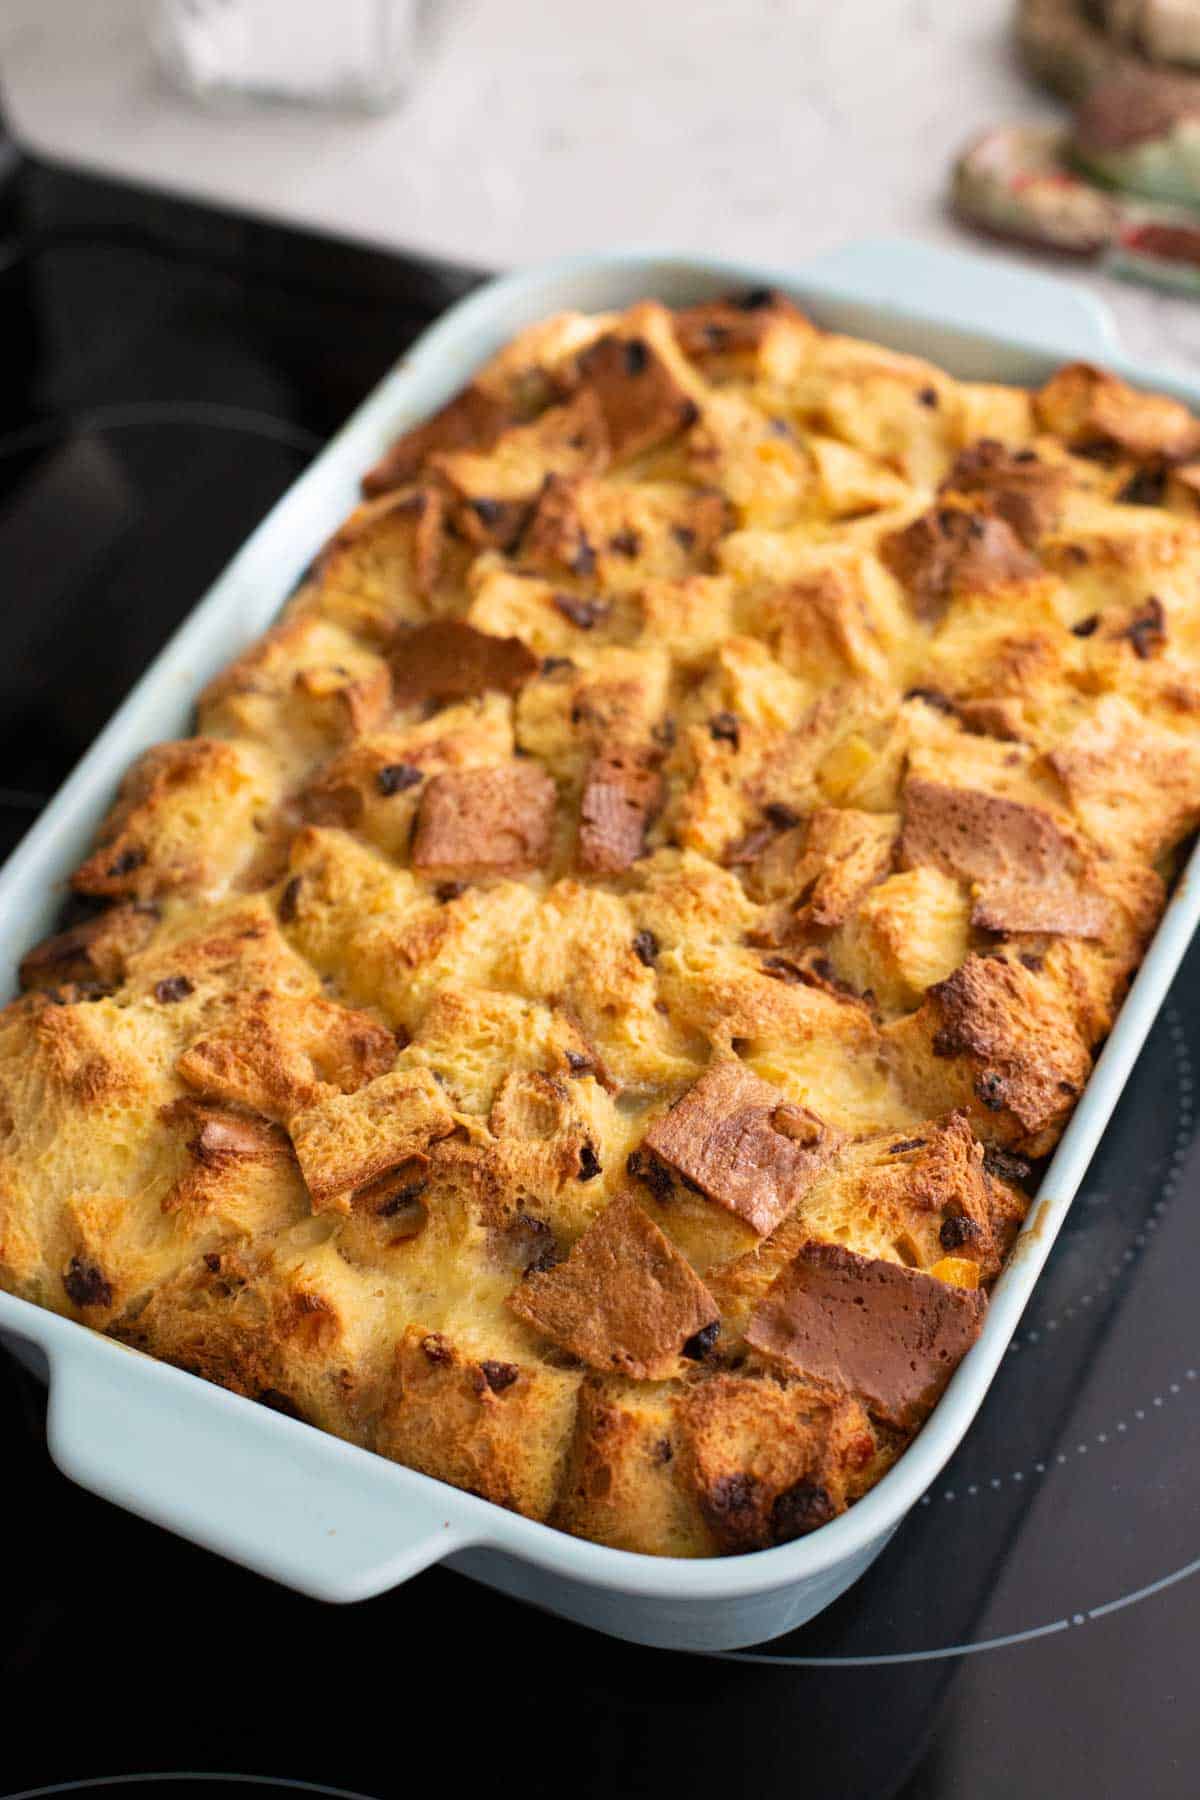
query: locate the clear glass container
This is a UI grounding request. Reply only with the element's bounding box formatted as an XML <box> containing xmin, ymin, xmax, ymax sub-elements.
<box><xmin>153</xmin><ymin>0</ymin><xmax>420</xmax><ymax>113</ymax></box>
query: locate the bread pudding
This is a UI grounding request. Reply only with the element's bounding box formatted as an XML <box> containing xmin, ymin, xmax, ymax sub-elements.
<box><xmin>4</xmin><ymin>291</ymin><xmax>1199</xmax><ymax>1558</ymax></box>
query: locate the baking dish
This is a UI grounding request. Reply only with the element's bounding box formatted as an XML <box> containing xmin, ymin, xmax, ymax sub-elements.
<box><xmin>2</xmin><ymin>237</ymin><xmax>1197</xmax><ymax>1652</ymax></box>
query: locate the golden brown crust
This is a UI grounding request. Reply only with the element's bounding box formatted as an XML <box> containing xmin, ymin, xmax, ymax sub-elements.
<box><xmin>410</xmin><ymin>762</ymin><xmax>557</xmax><ymax>875</ymax></box>
<box><xmin>289</xmin><ymin>1067</ymin><xmax>458</xmax><ymax>1214</ymax></box>
<box><xmin>941</xmin><ymin>439</ymin><xmax>1069</xmax><ymax>545</ymax></box>
<box><xmin>880</xmin><ymin>503</ymin><xmax>1041</xmax><ymax>619</ymax></box>
<box><xmin>5</xmin><ymin>294</ymin><xmax>1198</xmax><ymax>1558</ymax></box>
<box><xmin>376</xmin><ymin>1325</ymin><xmax>581</xmax><ymax>1519</ymax></box>
<box><xmin>644</xmin><ymin>1060</ymin><xmax>841</xmax><ymax>1236</ymax></box>
<box><xmin>71</xmin><ymin>739</ymin><xmax>273</xmax><ymax>900</ymax></box>
<box><xmin>1035</xmin><ymin>362</ymin><xmax>1200</xmax><ymax>460</ymax></box>
<box><xmin>677</xmin><ymin>1371</ymin><xmax>876</xmax><ymax>1553</ymax></box>
<box><xmin>388</xmin><ymin>620</ymin><xmax>539</xmax><ymax>707</ymax></box>
<box><xmin>887</xmin><ymin>953</ymin><xmax>1093</xmax><ymax>1154</ymax></box>
<box><xmin>745</xmin><ymin>1242</ymin><xmax>986</xmax><ymax>1430</ymax></box>
<box><xmin>898</xmin><ymin>778</ymin><xmax>1111</xmax><ymax>938</ymax></box>
<box><xmin>362</xmin><ymin>383</ymin><xmax>512</xmax><ymax>497</ymax></box>
<box><xmin>508</xmin><ymin>1190</ymin><xmax>718</xmax><ymax>1379</ymax></box>
<box><xmin>19</xmin><ymin>904</ymin><xmax>158</xmax><ymax>994</ymax></box>
<box><xmin>577</xmin><ymin>743</ymin><xmax>664</xmax><ymax>873</ymax></box>
<box><xmin>575</xmin><ymin>325</ymin><xmax>699</xmax><ymax>461</ymax></box>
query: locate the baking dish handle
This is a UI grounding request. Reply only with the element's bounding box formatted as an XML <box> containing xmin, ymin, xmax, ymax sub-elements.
<box><xmin>44</xmin><ymin>1333</ymin><xmax>474</xmax><ymax>1602</ymax></box>
<box><xmin>793</xmin><ymin>236</ymin><xmax>1120</xmax><ymax>361</ymax></box>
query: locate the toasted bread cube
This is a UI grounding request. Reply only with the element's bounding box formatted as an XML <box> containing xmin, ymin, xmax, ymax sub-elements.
<box><xmin>376</xmin><ymin>1324</ymin><xmax>582</xmax><ymax>1519</ymax></box>
<box><xmin>552</xmin><ymin>1376</ymin><xmax>713</xmax><ymax>1556</ymax></box>
<box><xmin>677</xmin><ymin>1371</ymin><xmax>876</xmax><ymax>1553</ymax></box>
<box><xmin>745</xmin><ymin>1242</ymin><xmax>986</xmax><ymax>1430</ymax></box>
<box><xmin>289</xmin><ymin>1067</ymin><xmax>457</xmax><ymax>1214</ymax></box>
<box><xmin>1035</xmin><ymin>362</ymin><xmax>1200</xmax><ymax>460</ymax></box>
<box><xmin>72</xmin><ymin>739</ymin><xmax>276</xmax><ymax>902</ymax></box>
<box><xmin>886</xmin><ymin>952</ymin><xmax>1092</xmax><ymax>1155</ymax></box>
<box><xmin>644</xmin><ymin>1060</ymin><xmax>840</xmax><ymax>1237</ymax></box>
<box><xmin>829</xmin><ymin>867</ymin><xmax>970</xmax><ymax>1014</ymax></box>
<box><xmin>509</xmin><ymin>1191</ymin><xmax>718</xmax><ymax>1379</ymax></box>
<box><xmin>411</xmin><ymin>763</ymin><xmax>557</xmax><ymax>876</ymax></box>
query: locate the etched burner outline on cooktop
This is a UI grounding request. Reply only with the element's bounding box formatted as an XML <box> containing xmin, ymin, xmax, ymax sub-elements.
<box><xmin>921</xmin><ymin>1363</ymin><xmax>1199</xmax><ymax>1507</ymax></box>
<box><xmin>0</xmin><ymin>401</ymin><xmax>324</xmax><ymax>467</ymax></box>
<box><xmin>710</xmin><ymin>1542</ymin><xmax>1200</xmax><ymax>1668</ymax></box>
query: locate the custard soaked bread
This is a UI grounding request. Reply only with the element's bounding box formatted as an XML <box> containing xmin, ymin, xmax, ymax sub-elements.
<box><xmin>6</xmin><ymin>292</ymin><xmax>1200</xmax><ymax>1556</ymax></box>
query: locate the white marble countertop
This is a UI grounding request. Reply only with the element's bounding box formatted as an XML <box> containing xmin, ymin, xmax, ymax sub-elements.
<box><xmin>7</xmin><ymin>0</ymin><xmax>1200</xmax><ymax>375</ymax></box>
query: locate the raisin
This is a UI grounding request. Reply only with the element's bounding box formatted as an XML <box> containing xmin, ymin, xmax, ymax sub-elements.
<box><xmin>672</xmin><ymin>525</ymin><xmax>696</xmax><ymax>551</ymax></box>
<box><xmin>889</xmin><ymin>1137</ymin><xmax>927</xmax><ymax>1154</ymax></box>
<box><xmin>1117</xmin><ymin>466</ymin><xmax>1167</xmax><ymax>507</ymax></box>
<box><xmin>624</xmin><ymin>339</ymin><xmax>649</xmax><ymax>375</ymax></box>
<box><xmin>565</xmin><ymin>1049</ymin><xmax>592</xmax><ymax>1074</ymax></box>
<box><xmin>739</xmin><ymin>287</ymin><xmax>775</xmax><ymax>311</ymax></box>
<box><xmin>377</xmin><ymin>762</ymin><xmax>423</xmax><ymax>796</ymax></box>
<box><xmin>633</xmin><ymin>929</ymin><xmax>659</xmax><ymax>967</ymax></box>
<box><xmin>771</xmin><ymin>1479</ymin><xmax>836</xmax><ymax>1542</ymax></box>
<box><xmin>1073</xmin><ymin>440</ymin><xmax>1118</xmax><ymax>465</ymax></box>
<box><xmin>480</xmin><ymin>1360</ymin><xmax>519</xmax><ymax>1393</ymax></box>
<box><xmin>983</xmin><ymin>1145</ymin><xmax>1031</xmax><ymax>1185</ymax></box>
<box><xmin>975</xmin><ymin>1072</ymin><xmax>1007</xmax><ymax>1110</ymax></box>
<box><xmin>707</xmin><ymin>1472</ymin><xmax>759</xmax><ymax>1518</ymax></box>
<box><xmin>278</xmin><ymin>875</ymin><xmax>302</xmax><ymax>923</ymax></box>
<box><xmin>763</xmin><ymin>802</ymin><xmax>800</xmax><ymax>830</ymax></box>
<box><xmin>626</xmin><ymin>1148</ymin><xmax>675</xmax><ymax>1201</ymax></box>
<box><xmin>376</xmin><ymin>1178</ymin><xmax>428</xmax><ymax>1218</ymax></box>
<box><xmin>541</xmin><ymin>655</ymin><xmax>576</xmax><ymax>676</ymax></box>
<box><xmin>421</xmin><ymin>1333</ymin><xmax>452</xmax><ymax>1364</ymax></box>
<box><xmin>106</xmin><ymin>848</ymin><xmax>145</xmax><ymax>878</ymax></box>
<box><xmin>513</xmin><ymin>1214</ymin><xmax>562</xmax><ymax>1274</ymax></box>
<box><xmin>154</xmin><ymin>975</ymin><xmax>193</xmax><ymax>1005</ymax></box>
<box><xmin>608</xmin><ymin>528</ymin><xmax>641</xmax><ymax>558</ymax></box>
<box><xmin>939</xmin><ymin>1213</ymin><xmax>980</xmax><ymax>1251</ymax></box>
<box><xmin>435</xmin><ymin>881</ymin><xmax>467</xmax><ymax>903</ymax></box>
<box><xmin>63</xmin><ymin>1256</ymin><xmax>113</xmax><ymax>1308</ymax></box>
<box><xmin>917</xmin><ymin>386</ymin><xmax>939</xmax><ymax>408</ymax></box>
<box><xmin>1124</xmin><ymin>596</ymin><xmax>1167</xmax><ymax>660</ymax></box>
<box><xmin>709</xmin><ymin>711</ymin><xmax>740</xmax><ymax>748</ymax></box>
<box><xmin>1070</xmin><ymin>613</ymin><xmax>1100</xmax><ymax>638</ymax></box>
<box><xmin>577</xmin><ymin>1142</ymin><xmax>602</xmax><ymax>1182</ymax></box>
<box><xmin>553</xmin><ymin>593</ymin><xmax>610</xmax><ymax>630</ymax></box>
<box><xmin>682</xmin><ymin>1321</ymin><xmax>720</xmax><ymax>1361</ymax></box>
<box><xmin>904</xmin><ymin>686</ymin><xmax>956</xmax><ymax>714</ymax></box>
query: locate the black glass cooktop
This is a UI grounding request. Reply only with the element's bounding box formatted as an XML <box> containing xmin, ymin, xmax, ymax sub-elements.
<box><xmin>2</xmin><ymin>137</ymin><xmax>1199</xmax><ymax>1800</ymax></box>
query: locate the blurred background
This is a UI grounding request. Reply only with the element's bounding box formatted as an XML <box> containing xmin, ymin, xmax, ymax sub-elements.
<box><xmin>2</xmin><ymin>5</ymin><xmax>1200</xmax><ymax>1798</ymax></box>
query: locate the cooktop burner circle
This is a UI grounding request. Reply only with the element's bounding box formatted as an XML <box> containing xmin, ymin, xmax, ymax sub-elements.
<box><xmin>4</xmin><ymin>1779</ymin><xmax>380</xmax><ymax>1800</ymax></box>
<box><xmin>0</xmin><ymin>403</ymin><xmax>324</xmax><ymax>468</ymax></box>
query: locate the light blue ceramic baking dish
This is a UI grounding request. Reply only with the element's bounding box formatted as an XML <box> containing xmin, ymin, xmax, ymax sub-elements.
<box><xmin>2</xmin><ymin>239</ymin><xmax>1197</xmax><ymax>1651</ymax></box>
